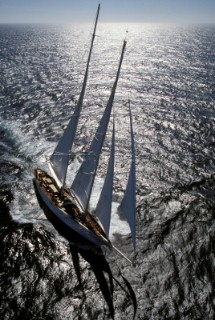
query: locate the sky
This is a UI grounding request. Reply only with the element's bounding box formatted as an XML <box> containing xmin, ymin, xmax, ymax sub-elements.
<box><xmin>0</xmin><ymin>0</ymin><xmax>214</xmax><ymax>24</ymax></box>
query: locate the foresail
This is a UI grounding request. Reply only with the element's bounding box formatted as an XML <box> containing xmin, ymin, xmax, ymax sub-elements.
<box><xmin>49</xmin><ymin>104</ymin><xmax>82</xmax><ymax>186</ymax></box>
<box><xmin>95</xmin><ymin>118</ymin><xmax>115</xmax><ymax>235</ymax></box>
<box><xmin>120</xmin><ymin>101</ymin><xmax>136</xmax><ymax>250</ymax></box>
<box><xmin>71</xmin><ymin>40</ymin><xmax>127</xmax><ymax>212</ymax></box>
<box><xmin>49</xmin><ymin>4</ymin><xmax>100</xmax><ymax>186</ymax></box>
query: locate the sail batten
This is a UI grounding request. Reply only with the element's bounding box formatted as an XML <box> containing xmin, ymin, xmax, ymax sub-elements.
<box><xmin>71</xmin><ymin>40</ymin><xmax>127</xmax><ymax>212</ymax></box>
<box><xmin>49</xmin><ymin>4</ymin><xmax>100</xmax><ymax>186</ymax></box>
<box><xmin>120</xmin><ymin>100</ymin><xmax>136</xmax><ymax>250</ymax></box>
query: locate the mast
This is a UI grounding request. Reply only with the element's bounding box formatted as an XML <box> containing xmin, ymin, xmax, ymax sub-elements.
<box><xmin>71</xmin><ymin>40</ymin><xmax>127</xmax><ymax>211</ymax></box>
<box><xmin>78</xmin><ymin>4</ymin><xmax>100</xmax><ymax>106</ymax></box>
<box><xmin>49</xmin><ymin>4</ymin><xmax>100</xmax><ymax>189</ymax></box>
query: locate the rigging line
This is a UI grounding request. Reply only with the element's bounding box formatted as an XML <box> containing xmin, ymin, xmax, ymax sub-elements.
<box><xmin>112</xmin><ymin>245</ymin><xmax>132</xmax><ymax>264</ymax></box>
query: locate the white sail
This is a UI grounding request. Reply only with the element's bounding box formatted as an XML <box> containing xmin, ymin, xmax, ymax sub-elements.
<box><xmin>49</xmin><ymin>4</ymin><xmax>100</xmax><ymax>187</ymax></box>
<box><xmin>120</xmin><ymin>100</ymin><xmax>136</xmax><ymax>250</ymax></box>
<box><xmin>49</xmin><ymin>103</ymin><xmax>81</xmax><ymax>186</ymax></box>
<box><xmin>95</xmin><ymin>118</ymin><xmax>115</xmax><ymax>235</ymax></box>
<box><xmin>71</xmin><ymin>40</ymin><xmax>127</xmax><ymax>211</ymax></box>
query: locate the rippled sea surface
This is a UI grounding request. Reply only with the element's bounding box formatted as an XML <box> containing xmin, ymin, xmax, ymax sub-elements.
<box><xmin>0</xmin><ymin>23</ymin><xmax>215</xmax><ymax>319</ymax></box>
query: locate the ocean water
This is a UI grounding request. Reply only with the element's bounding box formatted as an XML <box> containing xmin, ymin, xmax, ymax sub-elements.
<box><xmin>0</xmin><ymin>22</ymin><xmax>215</xmax><ymax>319</ymax></box>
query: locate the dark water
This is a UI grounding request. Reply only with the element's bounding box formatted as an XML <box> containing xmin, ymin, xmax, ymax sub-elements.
<box><xmin>0</xmin><ymin>23</ymin><xmax>215</xmax><ymax>319</ymax></box>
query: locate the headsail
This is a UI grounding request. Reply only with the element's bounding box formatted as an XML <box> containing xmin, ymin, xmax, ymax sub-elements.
<box><xmin>120</xmin><ymin>100</ymin><xmax>136</xmax><ymax>250</ymax></box>
<box><xmin>49</xmin><ymin>4</ymin><xmax>100</xmax><ymax>187</ymax></box>
<box><xmin>95</xmin><ymin>116</ymin><xmax>115</xmax><ymax>235</ymax></box>
<box><xmin>71</xmin><ymin>40</ymin><xmax>127</xmax><ymax>211</ymax></box>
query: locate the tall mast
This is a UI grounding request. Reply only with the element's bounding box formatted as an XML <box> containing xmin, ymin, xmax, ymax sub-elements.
<box><xmin>78</xmin><ymin>4</ymin><xmax>100</xmax><ymax>106</ymax></box>
<box><xmin>71</xmin><ymin>40</ymin><xmax>127</xmax><ymax>211</ymax></box>
<box><xmin>49</xmin><ymin>4</ymin><xmax>100</xmax><ymax>190</ymax></box>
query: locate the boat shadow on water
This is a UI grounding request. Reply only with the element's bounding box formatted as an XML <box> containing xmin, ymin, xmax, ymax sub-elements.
<box><xmin>70</xmin><ymin>239</ymin><xmax>137</xmax><ymax>320</ymax></box>
<box><xmin>70</xmin><ymin>245</ymin><xmax>115</xmax><ymax>318</ymax></box>
<box><xmin>35</xmin><ymin>186</ymin><xmax>137</xmax><ymax>319</ymax></box>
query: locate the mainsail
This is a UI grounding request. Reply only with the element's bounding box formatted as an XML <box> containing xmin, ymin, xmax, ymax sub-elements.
<box><xmin>71</xmin><ymin>40</ymin><xmax>127</xmax><ymax>211</ymax></box>
<box><xmin>95</xmin><ymin>117</ymin><xmax>115</xmax><ymax>235</ymax></box>
<box><xmin>49</xmin><ymin>4</ymin><xmax>100</xmax><ymax>187</ymax></box>
<box><xmin>120</xmin><ymin>100</ymin><xmax>136</xmax><ymax>250</ymax></box>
